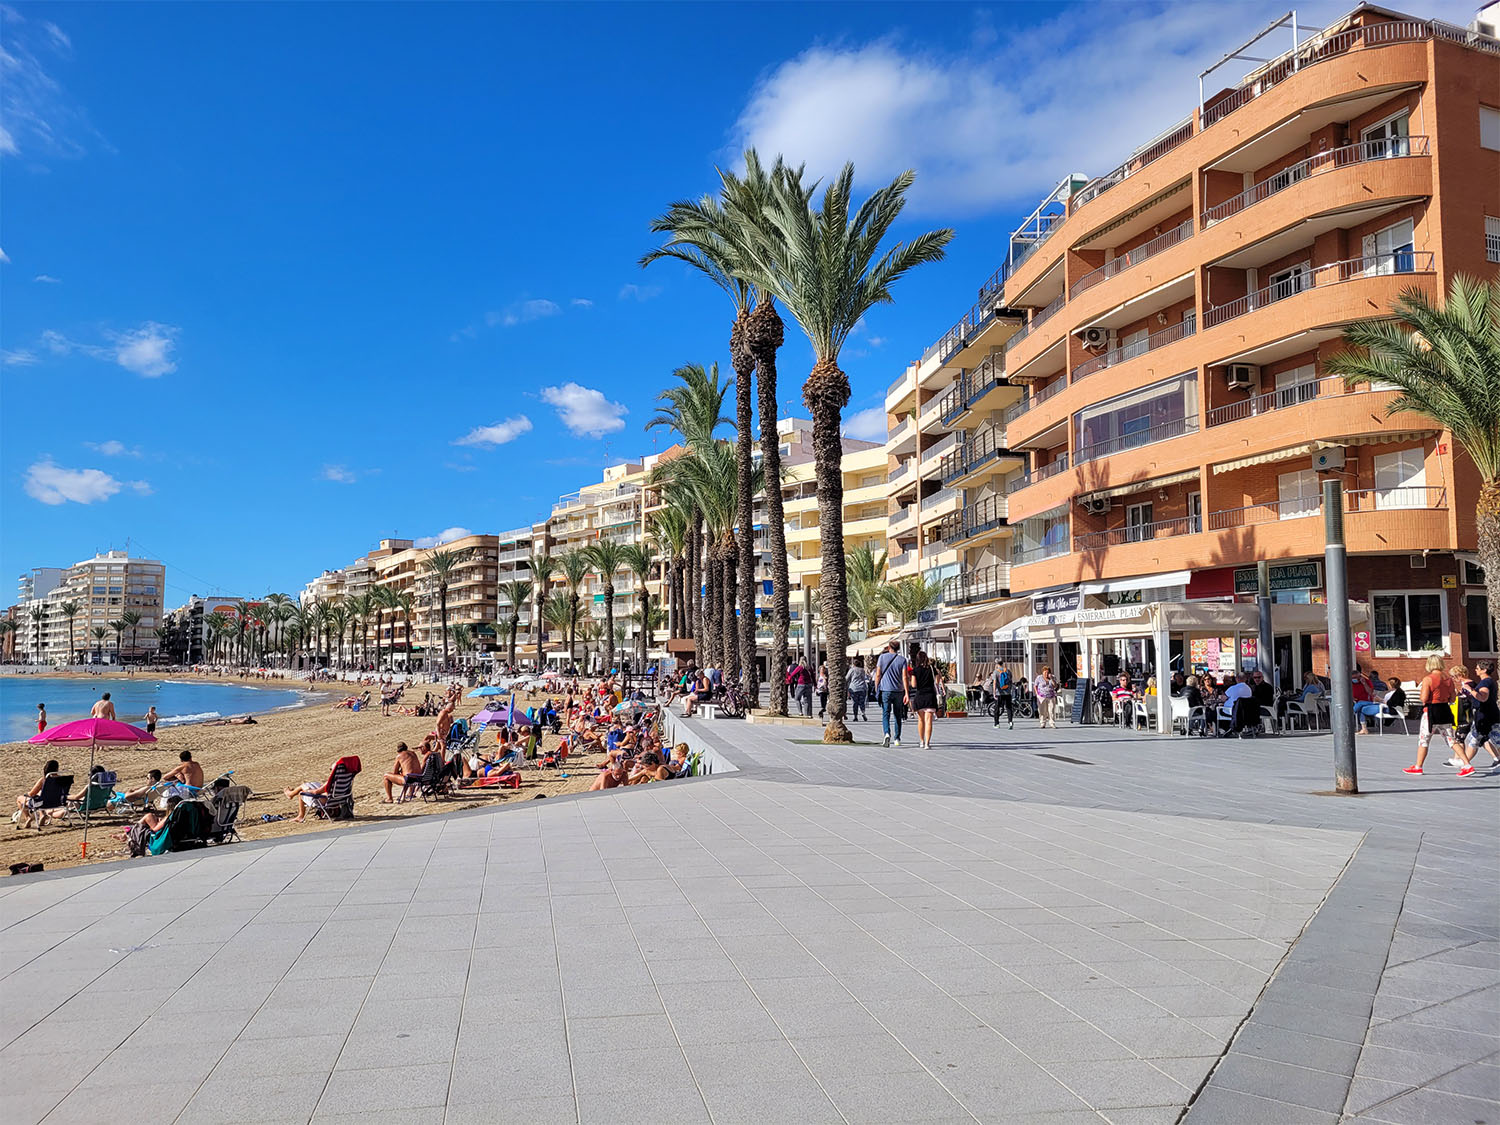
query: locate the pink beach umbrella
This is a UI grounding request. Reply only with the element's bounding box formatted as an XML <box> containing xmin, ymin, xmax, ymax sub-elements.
<box><xmin>29</xmin><ymin>719</ymin><xmax>157</xmax><ymax>856</ymax></box>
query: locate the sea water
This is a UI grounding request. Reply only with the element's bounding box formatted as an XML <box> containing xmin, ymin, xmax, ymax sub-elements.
<box><xmin>0</xmin><ymin>676</ymin><xmax>309</xmax><ymax>743</ymax></box>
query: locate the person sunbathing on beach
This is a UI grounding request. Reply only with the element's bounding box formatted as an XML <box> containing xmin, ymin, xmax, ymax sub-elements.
<box><xmin>161</xmin><ymin>751</ymin><xmax>204</xmax><ymax>798</ymax></box>
<box><xmin>627</xmin><ymin>750</ymin><xmax>669</xmax><ymax>784</ymax></box>
<box><xmin>381</xmin><ymin>742</ymin><xmax>423</xmax><ymax>803</ymax></box>
<box><xmin>126</xmin><ymin>795</ymin><xmax>179</xmax><ymax>857</ymax></box>
<box><xmin>203</xmin><ymin>715</ymin><xmax>257</xmax><ymax>726</ymax></box>
<box><xmin>589</xmin><ymin>755</ymin><xmax>630</xmax><ymax>791</ymax></box>
<box><xmin>121</xmin><ymin>769</ymin><xmax>165</xmax><ymax>806</ymax></box>
<box><xmin>436</xmin><ymin>698</ymin><xmax>456</xmax><ymax>742</ymax></box>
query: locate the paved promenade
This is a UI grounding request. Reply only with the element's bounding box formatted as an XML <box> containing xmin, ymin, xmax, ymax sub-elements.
<box><xmin>1</xmin><ymin>715</ymin><xmax>1495</xmax><ymax>1123</ymax></box>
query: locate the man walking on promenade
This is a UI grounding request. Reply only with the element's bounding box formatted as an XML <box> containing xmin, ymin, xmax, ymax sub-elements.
<box><xmin>876</xmin><ymin>641</ymin><xmax>909</xmax><ymax>748</ymax></box>
<box><xmin>992</xmin><ymin>664</ymin><xmax>1014</xmax><ymax>730</ymax></box>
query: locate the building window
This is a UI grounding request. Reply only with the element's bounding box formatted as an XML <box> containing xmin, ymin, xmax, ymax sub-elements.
<box><xmin>1487</xmin><ymin>216</ymin><xmax>1500</xmax><ymax>264</ymax></box>
<box><xmin>1074</xmin><ymin>372</ymin><xmax>1197</xmax><ymax>461</ymax></box>
<box><xmin>1277</xmin><ymin>468</ymin><xmax>1321</xmax><ymax>519</ymax></box>
<box><xmin>1373</xmin><ymin>591</ymin><xmax>1447</xmax><ymax>655</ymax></box>
<box><xmin>1463</xmin><ymin>560</ymin><xmax>1487</xmax><ymax>586</ymax></box>
<box><xmin>1467</xmin><ymin>594</ymin><xmax>1497</xmax><ymax>655</ymax></box>
<box><xmin>1268</xmin><ymin>264</ymin><xmax>1308</xmax><ymax>301</ymax></box>
<box><xmin>1373</xmin><ymin>447</ymin><xmax>1427</xmax><ymax>508</ymax></box>
<box><xmin>1125</xmin><ymin>503</ymin><xmax>1154</xmax><ymax>542</ymax></box>
<box><xmin>1481</xmin><ymin>105</ymin><xmax>1500</xmax><ymax>151</ymax></box>
<box><xmin>1361</xmin><ymin>111</ymin><xmax>1410</xmax><ymax>157</ymax></box>
<box><xmin>1370</xmin><ymin>218</ymin><xmax>1415</xmax><ymax>274</ymax></box>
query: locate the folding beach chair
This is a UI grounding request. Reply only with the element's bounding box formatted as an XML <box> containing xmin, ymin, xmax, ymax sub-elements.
<box><xmin>146</xmin><ymin>800</ymin><xmax>214</xmax><ymax>855</ymax></box>
<box><xmin>18</xmin><ymin>774</ymin><xmax>74</xmax><ymax>831</ymax></box>
<box><xmin>310</xmin><ymin>757</ymin><xmax>361</xmax><ymax>820</ymax></box>
<box><xmin>207</xmin><ymin>785</ymin><xmax>251</xmax><ymax>844</ymax></box>
<box><xmin>414</xmin><ymin>751</ymin><xmax>452</xmax><ymax>802</ymax></box>
<box><xmin>72</xmin><ymin>771</ymin><xmax>118</xmax><ymax>818</ymax></box>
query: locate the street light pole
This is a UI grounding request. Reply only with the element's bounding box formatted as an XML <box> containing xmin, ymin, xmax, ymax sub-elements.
<box><xmin>1323</xmin><ymin>479</ymin><xmax>1358</xmax><ymax>793</ymax></box>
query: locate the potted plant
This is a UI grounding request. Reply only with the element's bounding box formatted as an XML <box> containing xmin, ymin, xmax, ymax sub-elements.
<box><xmin>943</xmin><ymin>690</ymin><xmax>968</xmax><ymax>718</ymax></box>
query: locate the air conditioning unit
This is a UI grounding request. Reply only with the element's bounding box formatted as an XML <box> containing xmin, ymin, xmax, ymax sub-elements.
<box><xmin>1080</xmin><ymin>496</ymin><xmax>1112</xmax><ymax>515</ymax></box>
<box><xmin>1080</xmin><ymin>326</ymin><xmax>1110</xmax><ymax>350</ymax></box>
<box><xmin>1224</xmin><ymin>363</ymin><xmax>1259</xmax><ymax>389</ymax></box>
<box><xmin>1312</xmin><ymin>446</ymin><xmax>1346</xmax><ymax>471</ymax></box>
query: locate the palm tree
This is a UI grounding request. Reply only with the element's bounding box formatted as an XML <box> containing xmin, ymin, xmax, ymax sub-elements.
<box><xmin>541</xmin><ymin>592</ymin><xmax>573</xmax><ymax>666</ymax></box>
<box><xmin>529</xmin><ymin>553</ymin><xmax>557</xmax><ymax>672</ymax></box>
<box><xmin>395</xmin><ymin>589</ymin><xmax>416</xmax><ymax>670</ymax></box>
<box><xmin>846</xmin><ymin>545</ymin><xmax>889</xmax><ymax>635</ymax></box>
<box><xmin>629</xmin><ymin>604</ymin><xmax>667</xmax><ymax>664</ymax></box>
<box><xmin>620</xmin><ymin>542</ymin><xmax>656</xmax><ymax>667</ymax></box>
<box><xmin>500</xmin><ymin>579</ymin><xmax>533</xmax><ymax>670</ymax></box>
<box><xmin>646</xmin><ymin>362</ymin><xmax>732</xmax><ymax>650</ymax></box>
<box><xmin>153</xmin><ymin>625</ymin><xmax>171</xmax><ymax>663</ymax></box>
<box><xmin>89</xmin><ymin>625</ymin><xmax>107</xmax><ymax>663</ymax></box>
<box><xmin>576</xmin><ymin>617</ymin><xmax>603</xmax><ymax>672</ymax></box>
<box><xmin>109</xmin><ymin>618</ymin><xmax>127</xmax><ymax>659</ymax></box>
<box><xmin>354</xmin><ymin>591</ymin><xmax>378</xmax><ymax>669</ymax></box>
<box><xmin>645</xmin><ymin>152</ymin><xmax>793</xmax><ymax>710</ymax></box>
<box><xmin>448</xmin><ymin>622</ymin><xmax>474</xmax><ymax>663</ymax></box>
<box><xmin>328</xmin><ymin>604</ymin><xmax>348</xmax><ymax>669</ymax></box>
<box><xmin>264</xmin><ymin>593</ymin><xmax>292</xmax><ymax>665</ymax></box>
<box><xmin>558</xmin><ymin>549</ymin><xmax>591</xmax><ymax>667</ymax></box>
<box><xmin>121</xmin><ymin>609</ymin><xmax>143</xmax><ymax>664</ymax></box>
<box><xmin>740</xmin><ymin>161</ymin><xmax>952</xmax><ymax>741</ymax></box>
<box><xmin>422</xmin><ymin>549</ymin><xmax>466</xmax><ymax>668</ymax></box>
<box><xmin>59</xmin><ymin>600</ymin><xmax>80</xmax><ymax>665</ymax></box>
<box><xmin>205</xmin><ymin>612</ymin><xmax>229</xmax><ymax>663</ymax></box>
<box><xmin>1324</xmin><ymin>274</ymin><xmax>1500</xmax><ymax>619</ymax></box>
<box><xmin>583</xmin><ymin>539</ymin><xmax>629</xmax><ymax>673</ymax></box>
<box><xmin>28</xmin><ymin>605</ymin><xmax>44</xmax><ymax>663</ymax></box>
<box><xmin>880</xmin><ymin>575</ymin><xmax>944</xmax><ymax>629</ymax></box>
<box><xmin>0</xmin><ymin>619</ymin><xmax>13</xmax><ymax>660</ymax></box>
<box><xmin>649</xmin><ymin>508</ymin><xmax>688</xmax><ymax>640</ymax></box>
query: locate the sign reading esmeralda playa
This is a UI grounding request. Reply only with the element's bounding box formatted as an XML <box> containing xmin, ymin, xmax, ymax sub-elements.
<box><xmin>1033</xmin><ymin>589</ymin><xmax>1081</xmax><ymax>616</ymax></box>
<box><xmin>1234</xmin><ymin>562</ymin><xmax>1322</xmax><ymax>593</ymax></box>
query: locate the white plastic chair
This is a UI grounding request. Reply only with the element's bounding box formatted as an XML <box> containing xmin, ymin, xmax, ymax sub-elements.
<box><xmin>1283</xmin><ymin>701</ymin><xmax>1313</xmax><ymax>731</ymax></box>
<box><xmin>1259</xmin><ymin>706</ymin><xmax>1280</xmax><ymax>735</ymax></box>
<box><xmin>1133</xmin><ymin>699</ymin><xmax>1151</xmax><ymax>731</ymax></box>
<box><xmin>1376</xmin><ymin>701</ymin><xmax>1410</xmax><ymax>735</ymax></box>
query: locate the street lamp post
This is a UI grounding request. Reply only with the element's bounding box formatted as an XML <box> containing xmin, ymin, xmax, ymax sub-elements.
<box><xmin>1323</xmin><ymin>479</ymin><xmax>1358</xmax><ymax>793</ymax></box>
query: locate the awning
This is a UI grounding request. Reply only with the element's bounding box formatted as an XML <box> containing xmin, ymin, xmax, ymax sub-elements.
<box><xmin>846</xmin><ymin>630</ymin><xmax>900</xmax><ymax>657</ymax></box>
<box><xmin>1080</xmin><ymin>470</ymin><xmax>1199</xmax><ymax>504</ymax></box>
<box><xmin>1213</xmin><ymin>443</ymin><xmax>1318</xmax><ymax>475</ymax></box>
<box><xmin>952</xmin><ymin>596</ymin><xmax>1032</xmax><ymax>636</ymax></box>
<box><xmin>1079</xmin><ymin>570</ymin><xmax>1192</xmax><ymax>596</ymax></box>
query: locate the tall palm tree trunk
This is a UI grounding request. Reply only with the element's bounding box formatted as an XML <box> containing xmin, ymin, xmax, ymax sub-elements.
<box><xmin>721</xmin><ymin>538</ymin><xmax>740</xmax><ymax>686</ymax></box>
<box><xmin>731</xmin><ymin>314</ymin><xmax>759</xmax><ymax>704</ymax></box>
<box><xmin>1481</xmin><ymin>480</ymin><xmax>1500</xmax><ymax>629</ymax></box>
<box><xmin>688</xmin><ymin>515</ymin><xmax>702</xmax><ymax>642</ymax></box>
<box><xmin>807</xmin><ymin>357</ymin><xmax>853</xmax><ymax>742</ymax></box>
<box><xmin>748</xmin><ymin>300</ymin><xmax>791</xmax><ymax>715</ymax></box>
<box><xmin>603</xmin><ymin>583</ymin><xmax>616</xmax><ymax>673</ymax></box>
<box><xmin>702</xmin><ymin>553</ymin><xmax>719</xmax><ymax>671</ymax></box>
<box><xmin>533</xmin><ymin>588</ymin><xmax>545</xmax><ymax>669</ymax></box>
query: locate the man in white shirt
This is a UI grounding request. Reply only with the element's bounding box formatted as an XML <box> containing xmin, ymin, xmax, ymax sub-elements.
<box><xmin>1220</xmin><ymin>673</ymin><xmax>1254</xmax><ymax>735</ymax></box>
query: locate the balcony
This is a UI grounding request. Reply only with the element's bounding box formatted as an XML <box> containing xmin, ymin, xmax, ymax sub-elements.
<box><xmin>1075</xmin><ymin>416</ymin><xmax>1198</xmax><ymax>465</ymax></box>
<box><xmin>965</xmin><ymin>425</ymin><xmax>1012</xmax><ymax>475</ymax></box>
<box><xmin>920</xmin><ymin>387</ymin><xmax>954</xmax><ymax>429</ymax></box>
<box><xmin>939</xmin><ymin>380</ymin><xmax>968</xmax><ymax>425</ymax></box>
<box><xmin>1070</xmin><ymin>220</ymin><xmax>1194</xmax><ymax>298</ymax></box>
<box><xmin>939</xmin><ymin>448</ymin><xmax>968</xmax><ymax>487</ymax></box>
<box><xmin>889</xmin><ymin>505</ymin><xmax>917</xmax><ymax>537</ymax></box>
<box><xmin>1202</xmin><ymin>137</ymin><xmax>1429</xmax><ymax>227</ymax></box>
<box><xmin>1073</xmin><ymin>318</ymin><xmax>1195</xmax><ymax>381</ymax></box>
<box><xmin>1072</xmin><ymin>114</ymin><xmax>1194</xmax><ymax>210</ymax></box>
<box><xmin>1201</xmin><ymin>17</ymin><xmax>1496</xmax><ymax>130</ymax></box>
<box><xmin>1207</xmin><ymin>487</ymin><xmax>1447</xmax><ymax>532</ymax></box>
<box><xmin>888</xmin><ymin>414</ymin><xmax>918</xmax><ymax>454</ymax></box>
<box><xmin>919</xmin><ymin>430</ymin><xmax>962</xmax><ymax>475</ymax></box>
<box><xmin>1204</xmin><ymin>252</ymin><xmax>1435</xmax><ymax>329</ymax></box>
<box><xmin>958</xmin><ymin>494</ymin><xmax>1007</xmax><ymax>542</ymax></box>
<box><xmin>1207</xmin><ymin>497</ymin><xmax>1323</xmax><ymax>530</ymax></box>
<box><xmin>1008</xmin><ymin>454</ymin><xmax>1069</xmax><ymax>494</ymax></box>
<box><xmin>942</xmin><ymin>563</ymin><xmax>1009</xmax><ymax>608</ymax></box>
<box><xmin>1013</xmin><ymin>543</ymin><xmax>1070</xmax><ymax>568</ymax></box>
<box><xmin>1074</xmin><ymin>515</ymin><xmax>1201</xmax><ymax>552</ymax></box>
<box><xmin>1003</xmin><ymin>293</ymin><xmax>1065</xmax><ymax>355</ymax></box>
<box><xmin>1206</xmin><ymin>375</ymin><xmax>1367</xmax><ymax>427</ymax></box>
<box><xmin>1010</xmin><ymin>212</ymin><xmax>1064</xmax><ymax>275</ymax></box>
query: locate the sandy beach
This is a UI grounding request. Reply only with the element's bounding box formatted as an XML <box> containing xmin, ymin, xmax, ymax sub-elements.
<box><xmin>1</xmin><ymin>672</ymin><xmax>613</xmax><ymax>873</ymax></box>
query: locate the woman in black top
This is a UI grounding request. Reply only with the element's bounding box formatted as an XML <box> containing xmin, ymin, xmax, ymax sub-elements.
<box><xmin>906</xmin><ymin>650</ymin><xmax>940</xmax><ymax>750</ymax></box>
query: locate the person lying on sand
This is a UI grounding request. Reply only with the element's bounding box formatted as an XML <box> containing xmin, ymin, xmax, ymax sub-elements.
<box><xmin>203</xmin><ymin>715</ymin><xmax>257</xmax><ymax>726</ymax></box>
<box><xmin>381</xmin><ymin>742</ymin><xmax>423</xmax><ymax>803</ymax></box>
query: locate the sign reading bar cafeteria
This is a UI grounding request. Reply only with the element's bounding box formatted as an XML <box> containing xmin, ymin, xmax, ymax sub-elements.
<box><xmin>1234</xmin><ymin>562</ymin><xmax>1321</xmax><ymax>594</ymax></box>
<box><xmin>1033</xmin><ymin>590</ymin><xmax>1081</xmax><ymax>616</ymax></box>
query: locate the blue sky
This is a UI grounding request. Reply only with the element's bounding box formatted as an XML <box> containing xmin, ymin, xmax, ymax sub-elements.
<box><xmin>1</xmin><ymin>0</ymin><xmax>1470</xmax><ymax>603</ymax></box>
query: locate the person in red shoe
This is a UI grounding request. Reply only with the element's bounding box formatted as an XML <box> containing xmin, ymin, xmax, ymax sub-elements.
<box><xmin>1405</xmin><ymin>655</ymin><xmax>1458</xmax><ymax>775</ymax></box>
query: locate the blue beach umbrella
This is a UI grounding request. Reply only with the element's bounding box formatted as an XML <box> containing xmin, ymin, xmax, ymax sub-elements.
<box><xmin>468</xmin><ymin>685</ymin><xmax>506</xmax><ymax>698</ymax></box>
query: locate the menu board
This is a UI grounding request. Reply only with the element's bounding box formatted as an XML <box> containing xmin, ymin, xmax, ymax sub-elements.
<box><xmin>1189</xmin><ymin>636</ymin><xmax>1237</xmax><ymax>675</ymax></box>
<box><xmin>1072</xmin><ymin>677</ymin><xmax>1092</xmax><ymax>725</ymax></box>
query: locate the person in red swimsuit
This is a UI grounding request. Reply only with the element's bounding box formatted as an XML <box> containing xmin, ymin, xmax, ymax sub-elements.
<box><xmin>36</xmin><ymin>703</ymin><xmax>46</xmax><ymax>734</ymax></box>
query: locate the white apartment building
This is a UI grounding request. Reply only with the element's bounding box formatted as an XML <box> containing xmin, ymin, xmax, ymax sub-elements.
<box><xmin>299</xmin><ymin>569</ymin><xmax>347</xmax><ymax>606</ymax></box>
<box><xmin>25</xmin><ymin>551</ymin><xmax>167</xmax><ymax>663</ymax></box>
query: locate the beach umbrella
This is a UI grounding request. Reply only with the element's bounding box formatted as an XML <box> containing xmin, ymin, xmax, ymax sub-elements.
<box><xmin>28</xmin><ymin>719</ymin><xmax>157</xmax><ymax>859</ymax></box>
<box><xmin>472</xmin><ymin>706</ymin><xmax>510</xmax><ymax>726</ymax></box>
<box><xmin>468</xmin><ymin>685</ymin><xmax>506</xmax><ymax>698</ymax></box>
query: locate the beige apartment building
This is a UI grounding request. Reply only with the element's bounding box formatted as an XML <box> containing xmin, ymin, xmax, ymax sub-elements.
<box><xmin>23</xmin><ymin>550</ymin><xmax>167</xmax><ymax>663</ymax></box>
<box><xmin>365</xmin><ymin>534</ymin><xmax>503</xmax><ymax>662</ymax></box>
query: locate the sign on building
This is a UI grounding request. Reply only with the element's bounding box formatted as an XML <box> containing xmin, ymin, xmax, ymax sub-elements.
<box><xmin>1233</xmin><ymin>562</ymin><xmax>1322</xmax><ymax>594</ymax></box>
<box><xmin>1033</xmin><ymin>589</ymin><xmax>1081</xmax><ymax>616</ymax></box>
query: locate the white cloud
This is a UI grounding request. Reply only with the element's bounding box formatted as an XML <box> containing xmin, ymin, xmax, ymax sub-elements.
<box><xmin>42</xmin><ymin>21</ymin><xmax>70</xmax><ymax>50</ymax></box>
<box><xmin>0</xmin><ymin>6</ymin><xmax>98</xmax><ymax>161</ymax></box>
<box><xmin>867</xmin><ymin>336</ymin><xmax>887</xmax><ymax>348</ymax></box>
<box><xmin>540</xmin><ymin>382</ymin><xmax>628</xmax><ymax>438</ymax></box>
<box><xmin>39</xmin><ymin>322</ymin><xmax>180</xmax><ymax>377</ymax></box>
<box><xmin>34</xmin><ymin>273</ymin><xmax>60</xmax><ymax>283</ymax></box>
<box><xmin>414</xmin><ymin>527</ymin><xmax>472</xmax><ymax>549</ymax></box>
<box><xmin>618</xmin><ymin>283</ymin><xmax>661</xmax><ymax>302</ymax></box>
<box><xmin>112</xmin><ymin>322</ymin><xmax>178</xmax><ymax>376</ymax></box>
<box><xmin>23</xmin><ymin>459</ymin><xmax>147</xmax><ymax>505</ymax></box>
<box><xmin>842</xmin><ymin>407</ymin><xmax>888</xmax><ymax>442</ymax></box>
<box><xmin>321</xmin><ymin>464</ymin><xmax>357</xmax><ymax>484</ymax></box>
<box><xmin>487</xmin><ymin>298</ymin><xmax>560</xmax><ymax>327</ymax></box>
<box><xmin>729</xmin><ymin>2</ymin><xmax>1472</xmax><ymax>215</ymax></box>
<box><xmin>571</xmin><ymin>298</ymin><xmax>594</xmax><ymax>308</ymax></box>
<box><xmin>454</xmin><ymin>415</ymin><xmax>533</xmax><ymax>447</ymax></box>
<box><xmin>84</xmin><ymin>439</ymin><xmax>142</xmax><ymax>457</ymax></box>
<box><xmin>1</xmin><ymin>348</ymin><xmax>37</xmax><ymax>365</ymax></box>
<box><xmin>0</xmin><ymin>246</ymin><xmax>10</xmax><ymax>262</ymax></box>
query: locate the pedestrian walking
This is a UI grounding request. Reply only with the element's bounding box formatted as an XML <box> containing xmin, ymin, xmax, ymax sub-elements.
<box><xmin>1035</xmin><ymin>666</ymin><xmax>1058</xmax><ymax>728</ymax></box>
<box><xmin>991</xmin><ymin>664</ymin><xmax>1014</xmax><ymax>729</ymax></box>
<box><xmin>875</xmin><ymin>641</ymin><xmax>909</xmax><ymax>747</ymax></box>
<box><xmin>785</xmin><ymin>658</ymin><xmax>814</xmax><ymax>718</ymax></box>
<box><xmin>908</xmin><ymin>649</ymin><xmax>940</xmax><ymax>749</ymax></box>
<box><xmin>846</xmin><ymin>656</ymin><xmax>870</xmax><ymax>722</ymax></box>
<box><xmin>1457</xmin><ymin>659</ymin><xmax>1499</xmax><ymax>772</ymax></box>
<box><xmin>816</xmin><ymin>663</ymin><xmax>829</xmax><ymax>719</ymax></box>
<box><xmin>1405</xmin><ymin>655</ymin><xmax>1461</xmax><ymax>775</ymax></box>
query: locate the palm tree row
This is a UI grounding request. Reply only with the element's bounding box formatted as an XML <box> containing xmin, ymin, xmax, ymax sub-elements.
<box><xmin>646</xmin><ymin>152</ymin><xmax>953</xmax><ymax>739</ymax></box>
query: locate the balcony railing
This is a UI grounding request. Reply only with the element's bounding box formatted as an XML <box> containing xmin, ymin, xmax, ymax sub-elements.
<box><xmin>1075</xmin><ymin>416</ymin><xmax>1198</xmax><ymax>465</ymax></box>
<box><xmin>887</xmin><ymin>549</ymin><xmax>915</xmax><ymax>571</ymax></box>
<box><xmin>942</xmin><ymin>563</ymin><xmax>1009</xmax><ymax>607</ymax></box>
<box><xmin>1203</xmin><ymin>18</ymin><xmax>1497</xmax><ymax>130</ymax></box>
<box><xmin>966</xmin><ymin>425</ymin><xmax>1010</xmax><ymax>474</ymax></box>
<box><xmin>1070</xmin><ymin>220</ymin><xmax>1195</xmax><ymax>298</ymax></box>
<box><xmin>965</xmin><ymin>353</ymin><xmax>1005</xmax><ymax>406</ymax></box>
<box><xmin>1345</xmin><ymin>486</ymin><xmax>1448</xmax><ymax>512</ymax></box>
<box><xmin>888</xmin><ymin>462</ymin><xmax>913</xmax><ymax>488</ymax></box>
<box><xmin>1009</xmin><ymin>212</ymin><xmax>1063</xmax><ymax>275</ymax></box>
<box><xmin>888</xmin><ymin>415</ymin><xmax>917</xmax><ymax>447</ymax></box>
<box><xmin>1007</xmin><ymin>454</ymin><xmax>1069</xmax><ymax>494</ymax></box>
<box><xmin>976</xmin><ymin>261</ymin><xmax>1012</xmax><ymax>306</ymax></box>
<box><xmin>1004</xmin><ymin>293</ymin><xmax>1066</xmax><ymax>353</ymax></box>
<box><xmin>935</xmin><ymin>380</ymin><xmax>967</xmax><ymax>425</ymax></box>
<box><xmin>1202</xmin><ymin>137</ymin><xmax>1429</xmax><ymax>226</ymax></box>
<box><xmin>1012</xmin><ymin>542</ymin><xmax>1070</xmax><ymax>567</ymax></box>
<box><xmin>1207</xmin><ymin>497</ymin><xmax>1323</xmax><ymax>529</ymax></box>
<box><xmin>959</xmin><ymin>495</ymin><xmax>1007</xmax><ymax>541</ymax></box>
<box><xmin>1072</xmin><ymin>115</ymin><xmax>1195</xmax><ymax>210</ymax></box>
<box><xmin>1203</xmin><ymin>252</ymin><xmax>1435</xmax><ymax>328</ymax></box>
<box><xmin>1074</xmin><ymin>515</ymin><xmax>1201</xmax><ymax>551</ymax></box>
<box><xmin>939</xmin><ymin>449</ymin><xmax>968</xmax><ymax>486</ymax></box>
<box><xmin>1073</xmin><ymin>318</ymin><xmax>1195</xmax><ymax>381</ymax></box>
<box><xmin>1206</xmin><ymin>375</ymin><xmax>1363</xmax><ymax>427</ymax></box>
